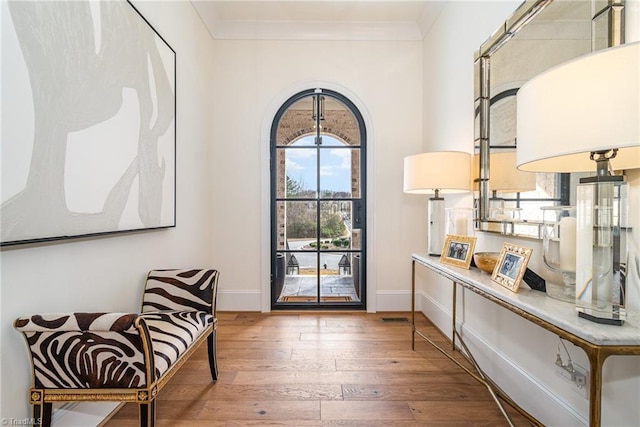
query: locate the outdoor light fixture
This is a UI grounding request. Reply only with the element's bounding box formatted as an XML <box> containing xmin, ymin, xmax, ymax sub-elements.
<box><xmin>403</xmin><ymin>151</ymin><xmax>471</xmax><ymax>256</ymax></box>
<box><xmin>517</xmin><ymin>42</ymin><xmax>640</xmax><ymax>324</ymax></box>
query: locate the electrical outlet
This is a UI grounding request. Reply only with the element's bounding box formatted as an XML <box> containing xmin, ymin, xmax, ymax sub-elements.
<box><xmin>571</xmin><ymin>363</ymin><xmax>589</xmax><ymax>399</ymax></box>
<box><xmin>554</xmin><ymin>361</ymin><xmax>589</xmax><ymax>399</ymax></box>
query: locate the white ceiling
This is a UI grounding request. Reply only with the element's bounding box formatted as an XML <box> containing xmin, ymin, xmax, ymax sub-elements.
<box><xmin>190</xmin><ymin>1</ymin><xmax>446</xmax><ymax>41</ymax></box>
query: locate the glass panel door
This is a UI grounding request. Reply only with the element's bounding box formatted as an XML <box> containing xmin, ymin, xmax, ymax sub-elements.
<box><xmin>271</xmin><ymin>89</ymin><xmax>366</xmax><ymax>309</ymax></box>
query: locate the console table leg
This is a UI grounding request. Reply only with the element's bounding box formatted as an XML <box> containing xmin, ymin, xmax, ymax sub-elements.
<box><xmin>588</xmin><ymin>349</ymin><xmax>605</xmax><ymax>427</ymax></box>
<box><xmin>452</xmin><ymin>282</ymin><xmax>457</xmax><ymax>351</ymax></box>
<box><xmin>411</xmin><ymin>260</ymin><xmax>416</xmax><ymax>351</ymax></box>
<box><xmin>455</xmin><ymin>328</ymin><xmax>515</xmax><ymax>427</ymax></box>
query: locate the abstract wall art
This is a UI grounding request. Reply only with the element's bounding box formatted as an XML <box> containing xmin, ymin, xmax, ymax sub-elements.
<box><xmin>1</xmin><ymin>0</ymin><xmax>176</xmax><ymax>246</ymax></box>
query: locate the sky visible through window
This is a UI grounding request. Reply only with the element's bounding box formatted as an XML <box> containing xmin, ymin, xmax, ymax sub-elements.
<box><xmin>286</xmin><ymin>135</ymin><xmax>352</xmax><ymax>194</ymax></box>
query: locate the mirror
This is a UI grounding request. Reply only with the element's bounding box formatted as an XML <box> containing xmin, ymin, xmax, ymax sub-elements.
<box><xmin>474</xmin><ymin>0</ymin><xmax>624</xmax><ymax>238</ymax></box>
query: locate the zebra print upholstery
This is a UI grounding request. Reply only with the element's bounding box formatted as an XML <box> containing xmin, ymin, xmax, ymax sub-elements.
<box><xmin>14</xmin><ymin>312</ymin><xmax>146</xmax><ymax>389</ymax></box>
<box><xmin>141</xmin><ymin>310</ymin><xmax>213</xmax><ymax>380</ymax></box>
<box><xmin>14</xmin><ymin>268</ymin><xmax>220</xmax><ymax>427</ymax></box>
<box><xmin>143</xmin><ymin>268</ymin><xmax>218</xmax><ymax>313</ymax></box>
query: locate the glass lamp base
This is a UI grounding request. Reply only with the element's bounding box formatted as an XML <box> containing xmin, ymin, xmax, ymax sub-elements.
<box><xmin>428</xmin><ymin>197</ymin><xmax>445</xmax><ymax>256</ymax></box>
<box><xmin>575</xmin><ymin>178</ymin><xmax>628</xmax><ymax>326</ymax></box>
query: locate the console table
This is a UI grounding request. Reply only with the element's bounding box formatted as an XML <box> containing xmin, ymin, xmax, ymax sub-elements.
<box><xmin>411</xmin><ymin>253</ymin><xmax>640</xmax><ymax>427</ymax></box>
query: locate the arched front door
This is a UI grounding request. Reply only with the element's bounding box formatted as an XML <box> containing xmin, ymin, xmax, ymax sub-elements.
<box><xmin>270</xmin><ymin>88</ymin><xmax>367</xmax><ymax>310</ymax></box>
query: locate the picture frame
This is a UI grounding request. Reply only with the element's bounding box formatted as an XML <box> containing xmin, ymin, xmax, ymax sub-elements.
<box><xmin>440</xmin><ymin>234</ymin><xmax>477</xmax><ymax>269</ymax></box>
<box><xmin>1</xmin><ymin>0</ymin><xmax>176</xmax><ymax>246</ymax></box>
<box><xmin>491</xmin><ymin>242</ymin><xmax>533</xmax><ymax>292</ymax></box>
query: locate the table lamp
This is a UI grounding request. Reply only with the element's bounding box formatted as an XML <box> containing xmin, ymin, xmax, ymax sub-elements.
<box><xmin>403</xmin><ymin>151</ymin><xmax>471</xmax><ymax>256</ymax></box>
<box><xmin>517</xmin><ymin>42</ymin><xmax>640</xmax><ymax>324</ymax></box>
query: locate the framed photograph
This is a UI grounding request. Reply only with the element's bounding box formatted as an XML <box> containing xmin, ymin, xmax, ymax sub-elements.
<box><xmin>2</xmin><ymin>0</ymin><xmax>176</xmax><ymax>246</ymax></box>
<box><xmin>491</xmin><ymin>243</ymin><xmax>533</xmax><ymax>292</ymax></box>
<box><xmin>440</xmin><ymin>235</ymin><xmax>477</xmax><ymax>269</ymax></box>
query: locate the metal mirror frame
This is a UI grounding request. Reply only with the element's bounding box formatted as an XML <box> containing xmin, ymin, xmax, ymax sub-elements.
<box><xmin>474</xmin><ymin>0</ymin><xmax>625</xmax><ymax>239</ymax></box>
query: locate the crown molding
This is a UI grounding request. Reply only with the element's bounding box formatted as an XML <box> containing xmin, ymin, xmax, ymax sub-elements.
<box><xmin>190</xmin><ymin>1</ymin><xmax>445</xmax><ymax>41</ymax></box>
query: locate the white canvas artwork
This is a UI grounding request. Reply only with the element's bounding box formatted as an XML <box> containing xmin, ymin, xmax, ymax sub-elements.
<box><xmin>1</xmin><ymin>0</ymin><xmax>176</xmax><ymax>245</ymax></box>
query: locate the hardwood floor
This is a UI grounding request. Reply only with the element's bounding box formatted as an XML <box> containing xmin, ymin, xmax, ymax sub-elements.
<box><xmin>103</xmin><ymin>312</ymin><xmax>535</xmax><ymax>426</ymax></box>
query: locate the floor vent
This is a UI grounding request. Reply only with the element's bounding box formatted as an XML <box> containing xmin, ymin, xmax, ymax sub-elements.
<box><xmin>381</xmin><ymin>317</ymin><xmax>409</xmax><ymax>323</ymax></box>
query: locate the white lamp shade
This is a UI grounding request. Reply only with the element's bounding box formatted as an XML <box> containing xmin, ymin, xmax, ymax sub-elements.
<box><xmin>403</xmin><ymin>151</ymin><xmax>471</xmax><ymax>194</ymax></box>
<box><xmin>516</xmin><ymin>42</ymin><xmax>640</xmax><ymax>172</ymax></box>
<box><xmin>473</xmin><ymin>151</ymin><xmax>536</xmax><ymax>192</ymax></box>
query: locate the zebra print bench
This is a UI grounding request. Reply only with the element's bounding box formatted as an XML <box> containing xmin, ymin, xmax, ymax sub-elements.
<box><xmin>14</xmin><ymin>268</ymin><xmax>220</xmax><ymax>427</ymax></box>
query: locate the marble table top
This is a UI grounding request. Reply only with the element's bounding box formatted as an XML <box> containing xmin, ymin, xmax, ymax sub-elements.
<box><xmin>413</xmin><ymin>253</ymin><xmax>640</xmax><ymax>347</ymax></box>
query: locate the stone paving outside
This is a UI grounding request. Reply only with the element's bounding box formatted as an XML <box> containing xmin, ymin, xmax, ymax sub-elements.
<box><xmin>279</xmin><ymin>274</ymin><xmax>359</xmax><ymax>301</ymax></box>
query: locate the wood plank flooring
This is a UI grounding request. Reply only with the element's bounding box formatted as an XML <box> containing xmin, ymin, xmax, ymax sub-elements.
<box><xmin>103</xmin><ymin>312</ymin><xmax>535</xmax><ymax>426</ymax></box>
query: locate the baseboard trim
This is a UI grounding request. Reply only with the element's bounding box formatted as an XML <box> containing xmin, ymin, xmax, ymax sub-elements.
<box><xmin>218</xmin><ymin>290</ymin><xmax>262</xmax><ymax>311</ymax></box>
<box><xmin>97</xmin><ymin>403</ymin><xmax>126</xmax><ymax>427</ymax></box>
<box><xmin>375</xmin><ymin>290</ymin><xmax>412</xmax><ymax>311</ymax></box>
<box><xmin>53</xmin><ymin>402</ymin><xmax>119</xmax><ymax>427</ymax></box>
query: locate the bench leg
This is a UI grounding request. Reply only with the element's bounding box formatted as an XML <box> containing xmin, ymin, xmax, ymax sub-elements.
<box><xmin>139</xmin><ymin>399</ymin><xmax>156</xmax><ymax>427</ymax></box>
<box><xmin>207</xmin><ymin>330</ymin><xmax>219</xmax><ymax>381</ymax></box>
<box><xmin>33</xmin><ymin>402</ymin><xmax>52</xmax><ymax>427</ymax></box>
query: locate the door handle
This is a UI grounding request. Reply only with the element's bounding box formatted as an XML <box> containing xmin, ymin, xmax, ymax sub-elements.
<box><xmin>352</xmin><ymin>200</ymin><xmax>365</xmax><ymax>229</ymax></box>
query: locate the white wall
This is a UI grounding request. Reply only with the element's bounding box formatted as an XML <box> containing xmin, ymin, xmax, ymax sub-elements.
<box><xmin>209</xmin><ymin>39</ymin><xmax>424</xmax><ymax>311</ymax></box>
<box><xmin>420</xmin><ymin>1</ymin><xmax>640</xmax><ymax>425</ymax></box>
<box><xmin>0</xmin><ymin>0</ymin><xmax>217</xmax><ymax>419</ymax></box>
